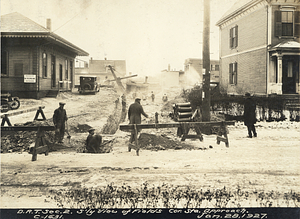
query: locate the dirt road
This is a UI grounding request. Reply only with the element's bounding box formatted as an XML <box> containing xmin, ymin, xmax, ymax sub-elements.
<box><xmin>1</xmin><ymin>88</ymin><xmax>300</xmax><ymax>208</ymax></box>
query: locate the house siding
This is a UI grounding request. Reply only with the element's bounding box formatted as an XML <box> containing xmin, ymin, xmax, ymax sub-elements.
<box><xmin>1</xmin><ymin>38</ymin><xmax>77</xmax><ymax>98</ymax></box>
<box><xmin>219</xmin><ymin>4</ymin><xmax>268</xmax><ymax>94</ymax></box>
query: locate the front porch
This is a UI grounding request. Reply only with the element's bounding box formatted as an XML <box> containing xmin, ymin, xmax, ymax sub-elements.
<box><xmin>268</xmin><ymin>40</ymin><xmax>300</xmax><ymax>95</ymax></box>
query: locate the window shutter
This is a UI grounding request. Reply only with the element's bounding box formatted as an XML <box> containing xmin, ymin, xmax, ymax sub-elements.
<box><xmin>235</xmin><ymin>26</ymin><xmax>238</xmax><ymax>48</ymax></box>
<box><xmin>235</xmin><ymin>62</ymin><xmax>238</xmax><ymax>85</ymax></box>
<box><xmin>229</xmin><ymin>63</ymin><xmax>233</xmax><ymax>84</ymax></box>
<box><xmin>295</xmin><ymin>11</ymin><xmax>300</xmax><ymax>37</ymax></box>
<box><xmin>275</xmin><ymin>10</ymin><xmax>282</xmax><ymax>37</ymax></box>
<box><xmin>229</xmin><ymin>28</ymin><xmax>233</xmax><ymax>48</ymax></box>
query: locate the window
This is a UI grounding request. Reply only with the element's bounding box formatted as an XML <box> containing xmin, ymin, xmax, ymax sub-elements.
<box><xmin>215</xmin><ymin>65</ymin><xmax>219</xmax><ymax>71</ymax></box>
<box><xmin>1</xmin><ymin>50</ymin><xmax>9</xmax><ymax>76</ymax></box>
<box><xmin>275</xmin><ymin>10</ymin><xmax>300</xmax><ymax>37</ymax></box>
<box><xmin>229</xmin><ymin>62</ymin><xmax>237</xmax><ymax>85</ymax></box>
<box><xmin>70</xmin><ymin>60</ymin><xmax>73</xmax><ymax>80</ymax></box>
<box><xmin>288</xmin><ymin>62</ymin><xmax>293</xmax><ymax>77</ymax></box>
<box><xmin>230</xmin><ymin>26</ymin><xmax>238</xmax><ymax>49</ymax></box>
<box><xmin>65</xmin><ymin>59</ymin><xmax>68</xmax><ymax>80</ymax></box>
<box><xmin>42</xmin><ymin>52</ymin><xmax>47</xmax><ymax>77</ymax></box>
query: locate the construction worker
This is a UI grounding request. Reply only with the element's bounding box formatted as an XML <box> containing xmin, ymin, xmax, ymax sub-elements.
<box><xmin>244</xmin><ymin>92</ymin><xmax>257</xmax><ymax>138</ymax></box>
<box><xmin>162</xmin><ymin>94</ymin><xmax>168</xmax><ymax>102</ymax></box>
<box><xmin>86</xmin><ymin>128</ymin><xmax>102</xmax><ymax>153</ymax></box>
<box><xmin>53</xmin><ymin>102</ymin><xmax>68</xmax><ymax>143</ymax></box>
<box><xmin>128</xmin><ymin>96</ymin><xmax>148</xmax><ymax>151</ymax></box>
<box><xmin>151</xmin><ymin>91</ymin><xmax>155</xmax><ymax>102</ymax></box>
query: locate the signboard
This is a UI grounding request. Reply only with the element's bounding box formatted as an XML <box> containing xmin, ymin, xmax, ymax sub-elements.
<box><xmin>24</xmin><ymin>75</ymin><xmax>36</xmax><ymax>83</ymax></box>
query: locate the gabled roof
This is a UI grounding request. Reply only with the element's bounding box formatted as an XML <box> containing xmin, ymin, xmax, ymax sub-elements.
<box><xmin>1</xmin><ymin>12</ymin><xmax>89</xmax><ymax>56</ymax></box>
<box><xmin>216</xmin><ymin>0</ymin><xmax>260</xmax><ymax>26</ymax></box>
<box><xmin>272</xmin><ymin>40</ymin><xmax>300</xmax><ymax>49</ymax></box>
<box><xmin>269</xmin><ymin>40</ymin><xmax>300</xmax><ymax>53</ymax></box>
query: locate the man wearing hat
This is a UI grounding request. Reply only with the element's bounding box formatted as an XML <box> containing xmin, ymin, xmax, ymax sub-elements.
<box><xmin>128</xmin><ymin>96</ymin><xmax>148</xmax><ymax>150</ymax></box>
<box><xmin>86</xmin><ymin>128</ymin><xmax>102</xmax><ymax>153</ymax></box>
<box><xmin>53</xmin><ymin>102</ymin><xmax>68</xmax><ymax>143</ymax></box>
<box><xmin>244</xmin><ymin>92</ymin><xmax>257</xmax><ymax>138</ymax></box>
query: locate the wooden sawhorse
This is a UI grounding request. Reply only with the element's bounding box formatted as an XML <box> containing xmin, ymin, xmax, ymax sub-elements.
<box><xmin>1</xmin><ymin>106</ymin><xmax>46</xmax><ymax>127</ymax></box>
<box><xmin>1</xmin><ymin>126</ymin><xmax>55</xmax><ymax>161</ymax></box>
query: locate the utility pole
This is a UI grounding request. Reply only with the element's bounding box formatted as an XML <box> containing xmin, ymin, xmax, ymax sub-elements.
<box><xmin>202</xmin><ymin>0</ymin><xmax>211</xmax><ymax>121</ymax></box>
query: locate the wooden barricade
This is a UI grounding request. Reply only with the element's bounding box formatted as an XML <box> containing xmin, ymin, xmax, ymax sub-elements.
<box><xmin>1</xmin><ymin>126</ymin><xmax>55</xmax><ymax>161</ymax></box>
<box><xmin>1</xmin><ymin>106</ymin><xmax>46</xmax><ymax>126</ymax></box>
<box><xmin>120</xmin><ymin>120</ymin><xmax>235</xmax><ymax>155</ymax></box>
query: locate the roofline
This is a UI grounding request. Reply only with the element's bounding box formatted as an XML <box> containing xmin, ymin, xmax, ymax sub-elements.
<box><xmin>216</xmin><ymin>0</ymin><xmax>263</xmax><ymax>26</ymax></box>
<box><xmin>1</xmin><ymin>31</ymin><xmax>89</xmax><ymax>56</ymax></box>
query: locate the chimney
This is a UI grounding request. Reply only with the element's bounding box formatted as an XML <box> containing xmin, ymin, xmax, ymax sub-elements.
<box><xmin>168</xmin><ymin>64</ymin><xmax>170</xmax><ymax>72</ymax></box>
<box><xmin>46</xmin><ymin>19</ymin><xmax>51</xmax><ymax>31</ymax></box>
<box><xmin>144</xmin><ymin>76</ymin><xmax>148</xmax><ymax>84</ymax></box>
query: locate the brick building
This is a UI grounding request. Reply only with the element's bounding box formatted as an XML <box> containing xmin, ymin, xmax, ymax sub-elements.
<box><xmin>74</xmin><ymin>58</ymin><xmax>126</xmax><ymax>86</ymax></box>
<box><xmin>216</xmin><ymin>0</ymin><xmax>300</xmax><ymax>95</ymax></box>
<box><xmin>1</xmin><ymin>12</ymin><xmax>89</xmax><ymax>99</ymax></box>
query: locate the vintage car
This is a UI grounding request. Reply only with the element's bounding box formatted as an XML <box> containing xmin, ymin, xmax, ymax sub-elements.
<box><xmin>78</xmin><ymin>76</ymin><xmax>100</xmax><ymax>94</ymax></box>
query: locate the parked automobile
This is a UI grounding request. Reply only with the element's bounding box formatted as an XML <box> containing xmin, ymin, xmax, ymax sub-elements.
<box><xmin>1</xmin><ymin>93</ymin><xmax>20</xmax><ymax>112</ymax></box>
<box><xmin>78</xmin><ymin>76</ymin><xmax>100</xmax><ymax>94</ymax></box>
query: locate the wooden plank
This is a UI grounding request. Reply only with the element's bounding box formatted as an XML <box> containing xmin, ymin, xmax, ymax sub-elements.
<box><xmin>1</xmin><ymin>106</ymin><xmax>45</xmax><ymax>118</ymax></box>
<box><xmin>217</xmin><ymin>136</ymin><xmax>228</xmax><ymax>143</ymax></box>
<box><xmin>119</xmin><ymin>121</ymin><xmax>235</xmax><ymax>131</ymax></box>
<box><xmin>1</xmin><ymin>126</ymin><xmax>55</xmax><ymax>132</ymax></box>
<box><xmin>35</xmin><ymin>145</ymin><xmax>49</xmax><ymax>155</ymax></box>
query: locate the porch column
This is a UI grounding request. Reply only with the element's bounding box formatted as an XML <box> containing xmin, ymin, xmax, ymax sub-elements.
<box><xmin>277</xmin><ymin>55</ymin><xmax>282</xmax><ymax>84</ymax></box>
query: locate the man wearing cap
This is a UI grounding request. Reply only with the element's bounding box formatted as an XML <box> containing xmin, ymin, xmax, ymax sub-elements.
<box><xmin>128</xmin><ymin>96</ymin><xmax>148</xmax><ymax>149</ymax></box>
<box><xmin>244</xmin><ymin>92</ymin><xmax>257</xmax><ymax>138</ymax></box>
<box><xmin>86</xmin><ymin>128</ymin><xmax>102</xmax><ymax>153</ymax></box>
<box><xmin>53</xmin><ymin>102</ymin><xmax>68</xmax><ymax>143</ymax></box>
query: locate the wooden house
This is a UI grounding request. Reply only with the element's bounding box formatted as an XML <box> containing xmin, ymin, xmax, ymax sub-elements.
<box><xmin>1</xmin><ymin>12</ymin><xmax>89</xmax><ymax>99</ymax></box>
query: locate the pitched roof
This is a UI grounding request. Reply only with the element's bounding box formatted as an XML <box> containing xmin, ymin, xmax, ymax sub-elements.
<box><xmin>216</xmin><ymin>0</ymin><xmax>259</xmax><ymax>26</ymax></box>
<box><xmin>1</xmin><ymin>12</ymin><xmax>89</xmax><ymax>56</ymax></box>
<box><xmin>1</xmin><ymin>12</ymin><xmax>49</xmax><ymax>32</ymax></box>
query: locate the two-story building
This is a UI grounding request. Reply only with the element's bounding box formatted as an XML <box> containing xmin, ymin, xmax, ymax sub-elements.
<box><xmin>216</xmin><ymin>0</ymin><xmax>300</xmax><ymax>95</ymax></box>
<box><xmin>184</xmin><ymin>58</ymin><xmax>220</xmax><ymax>85</ymax></box>
<box><xmin>1</xmin><ymin>12</ymin><xmax>89</xmax><ymax>99</ymax></box>
<box><xmin>74</xmin><ymin>58</ymin><xmax>126</xmax><ymax>86</ymax></box>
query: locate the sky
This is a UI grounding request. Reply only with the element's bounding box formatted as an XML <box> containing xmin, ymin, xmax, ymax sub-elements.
<box><xmin>1</xmin><ymin>0</ymin><xmax>238</xmax><ymax>76</ymax></box>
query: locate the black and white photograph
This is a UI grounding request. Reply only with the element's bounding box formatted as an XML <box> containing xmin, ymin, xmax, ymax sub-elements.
<box><xmin>1</xmin><ymin>0</ymin><xmax>300</xmax><ymax>218</ymax></box>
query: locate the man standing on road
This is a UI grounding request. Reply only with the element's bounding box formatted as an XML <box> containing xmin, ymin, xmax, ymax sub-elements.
<box><xmin>244</xmin><ymin>92</ymin><xmax>257</xmax><ymax>138</ymax></box>
<box><xmin>128</xmin><ymin>96</ymin><xmax>148</xmax><ymax>151</ymax></box>
<box><xmin>53</xmin><ymin>102</ymin><xmax>68</xmax><ymax>143</ymax></box>
<box><xmin>151</xmin><ymin>91</ymin><xmax>155</xmax><ymax>102</ymax></box>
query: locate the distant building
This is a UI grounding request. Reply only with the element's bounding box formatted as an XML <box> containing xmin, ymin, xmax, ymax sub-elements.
<box><xmin>74</xmin><ymin>58</ymin><xmax>126</xmax><ymax>86</ymax></box>
<box><xmin>216</xmin><ymin>0</ymin><xmax>300</xmax><ymax>95</ymax></box>
<box><xmin>1</xmin><ymin>12</ymin><xmax>89</xmax><ymax>99</ymax></box>
<box><xmin>160</xmin><ymin>65</ymin><xmax>185</xmax><ymax>88</ymax></box>
<box><xmin>184</xmin><ymin>58</ymin><xmax>220</xmax><ymax>86</ymax></box>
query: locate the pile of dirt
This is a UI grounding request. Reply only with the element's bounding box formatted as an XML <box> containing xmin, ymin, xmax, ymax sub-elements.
<box><xmin>72</xmin><ymin>124</ymin><xmax>93</xmax><ymax>133</ymax></box>
<box><xmin>138</xmin><ymin>133</ymin><xmax>196</xmax><ymax>151</ymax></box>
<box><xmin>1</xmin><ymin>120</ymin><xmax>55</xmax><ymax>153</ymax></box>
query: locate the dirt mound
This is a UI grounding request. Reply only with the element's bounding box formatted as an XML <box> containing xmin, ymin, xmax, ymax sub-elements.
<box><xmin>72</xmin><ymin>124</ymin><xmax>93</xmax><ymax>133</ymax></box>
<box><xmin>138</xmin><ymin>133</ymin><xmax>195</xmax><ymax>151</ymax></box>
<box><xmin>1</xmin><ymin>120</ymin><xmax>55</xmax><ymax>153</ymax></box>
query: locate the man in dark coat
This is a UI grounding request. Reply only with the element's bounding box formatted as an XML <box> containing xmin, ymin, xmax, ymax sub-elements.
<box><xmin>86</xmin><ymin>128</ymin><xmax>102</xmax><ymax>153</ymax></box>
<box><xmin>53</xmin><ymin>102</ymin><xmax>68</xmax><ymax>143</ymax></box>
<box><xmin>128</xmin><ymin>96</ymin><xmax>148</xmax><ymax>147</ymax></box>
<box><xmin>244</xmin><ymin>93</ymin><xmax>257</xmax><ymax>138</ymax></box>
